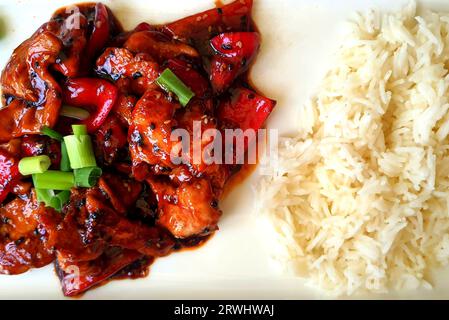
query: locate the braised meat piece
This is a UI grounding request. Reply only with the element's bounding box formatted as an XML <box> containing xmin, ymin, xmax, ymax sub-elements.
<box><xmin>129</xmin><ymin>89</ymin><xmax>179</xmax><ymax>170</ymax></box>
<box><xmin>94</xmin><ymin>115</ymin><xmax>128</xmax><ymax>165</ymax></box>
<box><xmin>56</xmin><ymin>246</ymin><xmax>143</xmax><ymax>296</ymax></box>
<box><xmin>147</xmin><ymin>177</ymin><xmax>221</xmax><ymax>239</ymax></box>
<box><xmin>96</xmin><ymin>47</ymin><xmax>160</xmax><ymax>95</ymax></box>
<box><xmin>124</xmin><ymin>31</ymin><xmax>199</xmax><ymax>63</ymax></box>
<box><xmin>0</xmin><ymin>32</ymin><xmax>62</xmax><ymax>142</ymax></box>
<box><xmin>0</xmin><ymin>194</ymin><xmax>61</xmax><ymax>274</ymax></box>
<box><xmin>56</xmin><ymin>174</ymin><xmax>175</xmax><ymax>264</ymax></box>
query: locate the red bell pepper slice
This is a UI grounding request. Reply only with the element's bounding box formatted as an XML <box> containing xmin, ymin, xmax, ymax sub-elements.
<box><xmin>0</xmin><ymin>150</ymin><xmax>20</xmax><ymax>204</ymax></box>
<box><xmin>134</xmin><ymin>22</ymin><xmax>153</xmax><ymax>32</ymax></box>
<box><xmin>162</xmin><ymin>0</ymin><xmax>253</xmax><ymax>54</ymax></box>
<box><xmin>218</xmin><ymin>87</ymin><xmax>276</xmax><ymax>131</ymax></box>
<box><xmin>62</xmin><ymin>78</ymin><xmax>118</xmax><ymax>133</ymax></box>
<box><xmin>209</xmin><ymin>57</ymin><xmax>240</xmax><ymax>94</ymax></box>
<box><xmin>218</xmin><ymin>87</ymin><xmax>276</xmax><ymax>155</ymax></box>
<box><xmin>209</xmin><ymin>32</ymin><xmax>260</xmax><ymax>93</ymax></box>
<box><xmin>211</xmin><ymin>32</ymin><xmax>260</xmax><ymax>59</ymax></box>
<box><xmin>85</xmin><ymin>3</ymin><xmax>110</xmax><ymax>61</ymax></box>
<box><xmin>166</xmin><ymin>58</ymin><xmax>210</xmax><ymax>98</ymax></box>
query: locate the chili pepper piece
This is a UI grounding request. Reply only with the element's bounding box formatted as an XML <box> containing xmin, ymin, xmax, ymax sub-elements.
<box><xmin>85</xmin><ymin>3</ymin><xmax>110</xmax><ymax>61</ymax></box>
<box><xmin>62</xmin><ymin>78</ymin><xmax>118</xmax><ymax>133</ymax></box>
<box><xmin>210</xmin><ymin>32</ymin><xmax>260</xmax><ymax>59</ymax></box>
<box><xmin>209</xmin><ymin>32</ymin><xmax>260</xmax><ymax>93</ymax></box>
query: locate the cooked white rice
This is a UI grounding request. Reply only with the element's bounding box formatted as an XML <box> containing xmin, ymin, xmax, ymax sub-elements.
<box><xmin>257</xmin><ymin>2</ymin><xmax>449</xmax><ymax>295</ymax></box>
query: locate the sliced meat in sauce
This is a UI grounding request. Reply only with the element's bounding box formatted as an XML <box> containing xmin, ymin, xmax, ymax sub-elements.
<box><xmin>147</xmin><ymin>177</ymin><xmax>221</xmax><ymax>239</ymax></box>
<box><xmin>93</xmin><ymin>115</ymin><xmax>128</xmax><ymax>166</ymax></box>
<box><xmin>56</xmin><ymin>246</ymin><xmax>143</xmax><ymax>296</ymax></box>
<box><xmin>129</xmin><ymin>89</ymin><xmax>179</xmax><ymax>170</ymax></box>
<box><xmin>98</xmin><ymin>173</ymin><xmax>142</xmax><ymax>215</ymax></box>
<box><xmin>112</xmin><ymin>93</ymin><xmax>137</xmax><ymax>126</ymax></box>
<box><xmin>0</xmin><ymin>194</ymin><xmax>61</xmax><ymax>274</ymax></box>
<box><xmin>124</xmin><ymin>31</ymin><xmax>199</xmax><ymax>63</ymax></box>
<box><xmin>0</xmin><ymin>32</ymin><xmax>62</xmax><ymax>142</ymax></box>
<box><xmin>56</xmin><ymin>175</ymin><xmax>175</xmax><ymax>266</ymax></box>
<box><xmin>96</xmin><ymin>48</ymin><xmax>160</xmax><ymax>95</ymax></box>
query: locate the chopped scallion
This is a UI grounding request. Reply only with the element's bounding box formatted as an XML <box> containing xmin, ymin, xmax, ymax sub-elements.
<box><xmin>41</xmin><ymin>126</ymin><xmax>63</xmax><ymax>141</ymax></box>
<box><xmin>64</xmin><ymin>125</ymin><xmax>96</xmax><ymax>169</ymax></box>
<box><xmin>60</xmin><ymin>105</ymin><xmax>90</xmax><ymax>120</ymax></box>
<box><xmin>32</xmin><ymin>171</ymin><xmax>75</xmax><ymax>190</ymax></box>
<box><xmin>72</xmin><ymin>124</ymin><xmax>88</xmax><ymax>136</ymax></box>
<box><xmin>74</xmin><ymin>166</ymin><xmax>102</xmax><ymax>187</ymax></box>
<box><xmin>60</xmin><ymin>141</ymin><xmax>71</xmax><ymax>172</ymax></box>
<box><xmin>156</xmin><ymin>68</ymin><xmax>195</xmax><ymax>107</ymax></box>
<box><xmin>35</xmin><ymin>188</ymin><xmax>55</xmax><ymax>207</ymax></box>
<box><xmin>49</xmin><ymin>190</ymin><xmax>71</xmax><ymax>211</ymax></box>
<box><xmin>18</xmin><ymin>155</ymin><xmax>51</xmax><ymax>175</ymax></box>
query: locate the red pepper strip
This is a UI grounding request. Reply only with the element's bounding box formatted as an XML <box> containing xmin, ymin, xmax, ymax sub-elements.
<box><xmin>209</xmin><ymin>32</ymin><xmax>260</xmax><ymax>93</ymax></box>
<box><xmin>0</xmin><ymin>150</ymin><xmax>20</xmax><ymax>204</ymax></box>
<box><xmin>166</xmin><ymin>58</ymin><xmax>210</xmax><ymax>98</ymax></box>
<box><xmin>62</xmin><ymin>78</ymin><xmax>118</xmax><ymax>133</ymax></box>
<box><xmin>218</xmin><ymin>87</ymin><xmax>276</xmax><ymax>153</ymax></box>
<box><xmin>211</xmin><ymin>32</ymin><xmax>260</xmax><ymax>59</ymax></box>
<box><xmin>85</xmin><ymin>3</ymin><xmax>110</xmax><ymax>61</ymax></box>
<box><xmin>134</xmin><ymin>22</ymin><xmax>153</xmax><ymax>32</ymax></box>
<box><xmin>163</xmin><ymin>0</ymin><xmax>253</xmax><ymax>43</ymax></box>
<box><xmin>209</xmin><ymin>57</ymin><xmax>240</xmax><ymax>94</ymax></box>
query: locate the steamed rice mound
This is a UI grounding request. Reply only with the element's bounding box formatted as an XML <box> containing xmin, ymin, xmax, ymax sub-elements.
<box><xmin>257</xmin><ymin>2</ymin><xmax>449</xmax><ymax>295</ymax></box>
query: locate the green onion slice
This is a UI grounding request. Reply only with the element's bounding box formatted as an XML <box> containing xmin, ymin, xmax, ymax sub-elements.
<box><xmin>32</xmin><ymin>171</ymin><xmax>75</xmax><ymax>190</ymax></box>
<box><xmin>35</xmin><ymin>189</ymin><xmax>70</xmax><ymax>212</ymax></box>
<box><xmin>64</xmin><ymin>125</ymin><xmax>96</xmax><ymax>169</ymax></box>
<box><xmin>49</xmin><ymin>190</ymin><xmax>71</xmax><ymax>211</ymax></box>
<box><xmin>60</xmin><ymin>105</ymin><xmax>90</xmax><ymax>120</ymax></box>
<box><xmin>18</xmin><ymin>155</ymin><xmax>51</xmax><ymax>175</ymax></box>
<box><xmin>72</xmin><ymin>124</ymin><xmax>88</xmax><ymax>136</ymax></box>
<box><xmin>41</xmin><ymin>126</ymin><xmax>63</xmax><ymax>141</ymax></box>
<box><xmin>35</xmin><ymin>188</ymin><xmax>55</xmax><ymax>207</ymax></box>
<box><xmin>74</xmin><ymin>166</ymin><xmax>102</xmax><ymax>187</ymax></box>
<box><xmin>60</xmin><ymin>141</ymin><xmax>71</xmax><ymax>172</ymax></box>
<box><xmin>156</xmin><ymin>68</ymin><xmax>195</xmax><ymax>107</ymax></box>
<box><xmin>64</xmin><ymin>135</ymin><xmax>96</xmax><ymax>169</ymax></box>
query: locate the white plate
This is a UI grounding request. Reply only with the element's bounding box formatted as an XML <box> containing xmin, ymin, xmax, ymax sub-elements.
<box><xmin>1</xmin><ymin>0</ymin><xmax>449</xmax><ymax>299</ymax></box>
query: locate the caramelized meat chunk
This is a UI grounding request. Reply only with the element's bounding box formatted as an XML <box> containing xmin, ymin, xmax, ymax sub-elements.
<box><xmin>124</xmin><ymin>31</ymin><xmax>199</xmax><ymax>63</ymax></box>
<box><xmin>98</xmin><ymin>173</ymin><xmax>142</xmax><ymax>215</ymax></box>
<box><xmin>147</xmin><ymin>177</ymin><xmax>221</xmax><ymax>239</ymax></box>
<box><xmin>129</xmin><ymin>90</ymin><xmax>178</xmax><ymax>170</ymax></box>
<box><xmin>0</xmin><ymin>32</ymin><xmax>62</xmax><ymax>142</ymax></box>
<box><xmin>0</xmin><ymin>195</ymin><xmax>61</xmax><ymax>274</ymax></box>
<box><xmin>96</xmin><ymin>47</ymin><xmax>160</xmax><ymax>95</ymax></box>
<box><xmin>94</xmin><ymin>115</ymin><xmax>128</xmax><ymax>165</ymax></box>
<box><xmin>56</xmin><ymin>247</ymin><xmax>143</xmax><ymax>296</ymax></box>
<box><xmin>56</xmin><ymin>175</ymin><xmax>175</xmax><ymax>266</ymax></box>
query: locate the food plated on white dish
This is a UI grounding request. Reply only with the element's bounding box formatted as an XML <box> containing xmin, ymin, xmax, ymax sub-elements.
<box><xmin>1</xmin><ymin>0</ymin><xmax>449</xmax><ymax>299</ymax></box>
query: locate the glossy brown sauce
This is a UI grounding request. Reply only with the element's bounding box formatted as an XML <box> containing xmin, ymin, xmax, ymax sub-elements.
<box><xmin>222</xmin><ymin>162</ymin><xmax>258</xmax><ymax>199</ymax></box>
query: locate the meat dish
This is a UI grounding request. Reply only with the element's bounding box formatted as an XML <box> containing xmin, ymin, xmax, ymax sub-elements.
<box><xmin>0</xmin><ymin>0</ymin><xmax>275</xmax><ymax>296</ymax></box>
